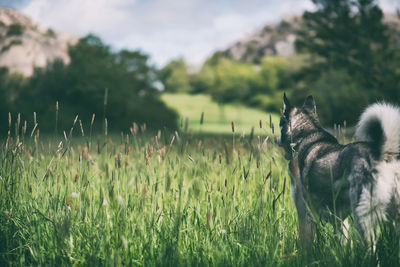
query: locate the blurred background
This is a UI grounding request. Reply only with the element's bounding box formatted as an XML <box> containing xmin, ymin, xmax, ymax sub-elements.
<box><xmin>0</xmin><ymin>0</ymin><xmax>399</xmax><ymax>135</ymax></box>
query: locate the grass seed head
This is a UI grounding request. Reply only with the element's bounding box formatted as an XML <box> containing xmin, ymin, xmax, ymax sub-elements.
<box><xmin>155</xmin><ymin>135</ymin><xmax>159</xmax><ymax>150</ymax></box>
<box><xmin>91</xmin><ymin>113</ymin><xmax>95</xmax><ymax>126</ymax></box>
<box><xmin>206</xmin><ymin>210</ymin><xmax>212</xmax><ymax>228</ymax></box>
<box><xmin>141</xmin><ymin>123</ymin><xmax>147</xmax><ymax>133</ymax></box>
<box><xmin>115</xmin><ymin>153</ymin><xmax>122</xmax><ymax>168</ymax></box>
<box><xmin>79</xmin><ymin>120</ymin><xmax>84</xmax><ymax>137</ymax></box>
<box><xmin>240</xmin><ymin>130</ymin><xmax>245</xmax><ymax>139</ymax></box>
<box><xmin>132</xmin><ymin>122</ymin><xmax>138</xmax><ymax>135</ymax></box>
<box><xmin>82</xmin><ymin>146</ymin><xmax>88</xmax><ymax>160</ymax></box>
<box><xmin>144</xmin><ymin>149</ymin><xmax>149</xmax><ymax>165</ymax></box>
<box><xmin>66</xmin><ymin>197</ymin><xmax>71</xmax><ymax>206</ymax></box>
<box><xmin>23</xmin><ymin>120</ymin><xmax>27</xmax><ymax>135</ymax></box>
<box><xmin>249</xmin><ymin>127</ymin><xmax>254</xmax><ymax>142</ymax></box>
<box><xmin>105</xmin><ymin>118</ymin><xmax>108</xmax><ymax>136</ymax></box>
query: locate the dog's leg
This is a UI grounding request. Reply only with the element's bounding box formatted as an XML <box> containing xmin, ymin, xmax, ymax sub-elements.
<box><xmin>296</xmin><ymin>196</ymin><xmax>315</xmax><ymax>250</ymax></box>
<box><xmin>348</xmin><ymin>163</ymin><xmax>375</xmax><ymax>244</ymax></box>
<box><xmin>332</xmin><ymin>216</ymin><xmax>350</xmax><ymax>246</ymax></box>
<box><xmin>289</xmin><ymin>160</ymin><xmax>315</xmax><ymax>253</ymax></box>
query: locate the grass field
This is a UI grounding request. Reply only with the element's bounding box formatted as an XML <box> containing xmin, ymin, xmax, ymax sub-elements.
<box><xmin>161</xmin><ymin>93</ymin><xmax>280</xmax><ymax>135</ymax></box>
<box><xmin>0</xmin><ymin>101</ymin><xmax>399</xmax><ymax>266</ymax></box>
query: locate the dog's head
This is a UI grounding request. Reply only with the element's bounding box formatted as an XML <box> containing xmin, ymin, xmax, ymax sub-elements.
<box><xmin>276</xmin><ymin>93</ymin><xmax>318</xmax><ymax>159</ymax></box>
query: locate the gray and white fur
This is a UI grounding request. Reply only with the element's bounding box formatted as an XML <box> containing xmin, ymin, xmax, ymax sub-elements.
<box><xmin>277</xmin><ymin>94</ymin><xmax>400</xmax><ymax>248</ymax></box>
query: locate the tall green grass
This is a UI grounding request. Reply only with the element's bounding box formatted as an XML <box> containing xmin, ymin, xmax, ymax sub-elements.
<box><xmin>0</xmin><ymin>112</ymin><xmax>398</xmax><ymax>266</ymax></box>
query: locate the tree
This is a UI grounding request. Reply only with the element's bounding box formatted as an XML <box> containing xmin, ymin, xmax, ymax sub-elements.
<box><xmin>159</xmin><ymin>58</ymin><xmax>192</xmax><ymax>93</ymax></box>
<box><xmin>191</xmin><ymin>57</ymin><xmax>259</xmax><ymax>104</ymax></box>
<box><xmin>294</xmin><ymin>0</ymin><xmax>400</xmax><ymax>124</ymax></box>
<box><xmin>0</xmin><ymin>67</ymin><xmax>26</xmax><ymax>134</ymax></box>
<box><xmin>297</xmin><ymin>0</ymin><xmax>397</xmax><ymax>88</ymax></box>
<box><xmin>16</xmin><ymin>34</ymin><xmax>178</xmax><ymax>133</ymax></box>
<box><xmin>249</xmin><ymin>56</ymin><xmax>289</xmax><ymax>112</ymax></box>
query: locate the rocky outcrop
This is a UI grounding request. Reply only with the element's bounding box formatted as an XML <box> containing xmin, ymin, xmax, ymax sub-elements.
<box><xmin>224</xmin><ymin>16</ymin><xmax>301</xmax><ymax>63</ymax></box>
<box><xmin>224</xmin><ymin>14</ymin><xmax>400</xmax><ymax>63</ymax></box>
<box><xmin>384</xmin><ymin>13</ymin><xmax>400</xmax><ymax>50</ymax></box>
<box><xmin>0</xmin><ymin>7</ymin><xmax>78</xmax><ymax>76</ymax></box>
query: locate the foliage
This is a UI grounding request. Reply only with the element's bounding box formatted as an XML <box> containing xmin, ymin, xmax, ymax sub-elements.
<box><xmin>6</xmin><ymin>23</ymin><xmax>24</xmax><ymax>36</ymax></box>
<box><xmin>163</xmin><ymin>0</ymin><xmax>400</xmax><ymax>127</ymax></box>
<box><xmin>9</xmin><ymin>34</ymin><xmax>178</xmax><ymax>133</ymax></box>
<box><xmin>291</xmin><ymin>70</ymin><xmax>369</xmax><ymax>125</ymax></box>
<box><xmin>189</xmin><ymin>56</ymin><xmax>289</xmax><ymax>112</ymax></box>
<box><xmin>0</xmin><ymin>68</ymin><xmax>25</xmax><ymax>133</ymax></box>
<box><xmin>294</xmin><ymin>0</ymin><xmax>400</xmax><ymax>124</ymax></box>
<box><xmin>45</xmin><ymin>28</ymin><xmax>56</xmax><ymax>38</ymax></box>
<box><xmin>159</xmin><ymin>58</ymin><xmax>192</xmax><ymax>93</ymax></box>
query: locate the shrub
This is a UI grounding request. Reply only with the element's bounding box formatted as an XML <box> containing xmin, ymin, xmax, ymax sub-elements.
<box><xmin>6</xmin><ymin>23</ymin><xmax>24</xmax><ymax>36</ymax></box>
<box><xmin>290</xmin><ymin>70</ymin><xmax>369</xmax><ymax>126</ymax></box>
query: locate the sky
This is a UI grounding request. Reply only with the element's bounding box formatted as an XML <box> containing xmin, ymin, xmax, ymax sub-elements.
<box><xmin>1</xmin><ymin>0</ymin><xmax>399</xmax><ymax>67</ymax></box>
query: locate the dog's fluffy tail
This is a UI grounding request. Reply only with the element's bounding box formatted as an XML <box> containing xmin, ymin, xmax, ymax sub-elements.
<box><xmin>356</xmin><ymin>103</ymin><xmax>400</xmax><ymax>161</ymax></box>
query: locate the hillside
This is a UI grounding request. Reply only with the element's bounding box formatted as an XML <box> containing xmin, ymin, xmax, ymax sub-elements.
<box><xmin>0</xmin><ymin>7</ymin><xmax>78</xmax><ymax>76</ymax></box>
<box><xmin>223</xmin><ymin>14</ymin><xmax>400</xmax><ymax>63</ymax></box>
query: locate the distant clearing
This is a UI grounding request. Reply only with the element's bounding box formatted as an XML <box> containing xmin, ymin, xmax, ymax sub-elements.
<box><xmin>161</xmin><ymin>93</ymin><xmax>280</xmax><ymax>135</ymax></box>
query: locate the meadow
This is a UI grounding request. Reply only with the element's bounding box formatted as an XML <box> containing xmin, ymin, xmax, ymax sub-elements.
<box><xmin>161</xmin><ymin>93</ymin><xmax>281</xmax><ymax>135</ymax></box>
<box><xmin>0</xmin><ymin>95</ymin><xmax>398</xmax><ymax>266</ymax></box>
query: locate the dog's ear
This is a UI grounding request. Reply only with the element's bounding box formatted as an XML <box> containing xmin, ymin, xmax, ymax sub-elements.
<box><xmin>303</xmin><ymin>95</ymin><xmax>316</xmax><ymax>114</ymax></box>
<box><xmin>283</xmin><ymin>93</ymin><xmax>291</xmax><ymax>116</ymax></box>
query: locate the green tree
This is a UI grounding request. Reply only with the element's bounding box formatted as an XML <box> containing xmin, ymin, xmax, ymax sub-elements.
<box><xmin>190</xmin><ymin>54</ymin><xmax>292</xmax><ymax>112</ymax></box>
<box><xmin>295</xmin><ymin>0</ymin><xmax>400</xmax><ymax>124</ymax></box>
<box><xmin>0</xmin><ymin>67</ymin><xmax>26</xmax><ymax>134</ymax></box>
<box><xmin>249</xmin><ymin>56</ymin><xmax>289</xmax><ymax>112</ymax></box>
<box><xmin>160</xmin><ymin>58</ymin><xmax>192</xmax><ymax>93</ymax></box>
<box><xmin>17</xmin><ymin>34</ymin><xmax>177</xmax><ymax>133</ymax></box>
<box><xmin>192</xmin><ymin>57</ymin><xmax>259</xmax><ymax>104</ymax></box>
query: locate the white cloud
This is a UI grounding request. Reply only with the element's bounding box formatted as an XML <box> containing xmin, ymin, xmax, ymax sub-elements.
<box><xmin>379</xmin><ymin>0</ymin><xmax>399</xmax><ymax>13</ymax></box>
<box><xmin>18</xmin><ymin>0</ymin><xmax>399</xmax><ymax>67</ymax></box>
<box><xmin>21</xmin><ymin>0</ymin><xmax>133</xmax><ymax>35</ymax></box>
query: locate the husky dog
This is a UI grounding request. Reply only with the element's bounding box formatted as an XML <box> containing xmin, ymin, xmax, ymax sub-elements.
<box><xmin>277</xmin><ymin>93</ymin><xmax>400</xmax><ymax>248</ymax></box>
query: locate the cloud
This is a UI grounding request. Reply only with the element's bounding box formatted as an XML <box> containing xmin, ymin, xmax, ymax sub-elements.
<box><xmin>17</xmin><ymin>0</ymin><xmax>399</xmax><ymax>66</ymax></box>
<box><xmin>21</xmin><ymin>0</ymin><xmax>133</xmax><ymax>35</ymax></box>
<box><xmin>379</xmin><ymin>0</ymin><xmax>399</xmax><ymax>13</ymax></box>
